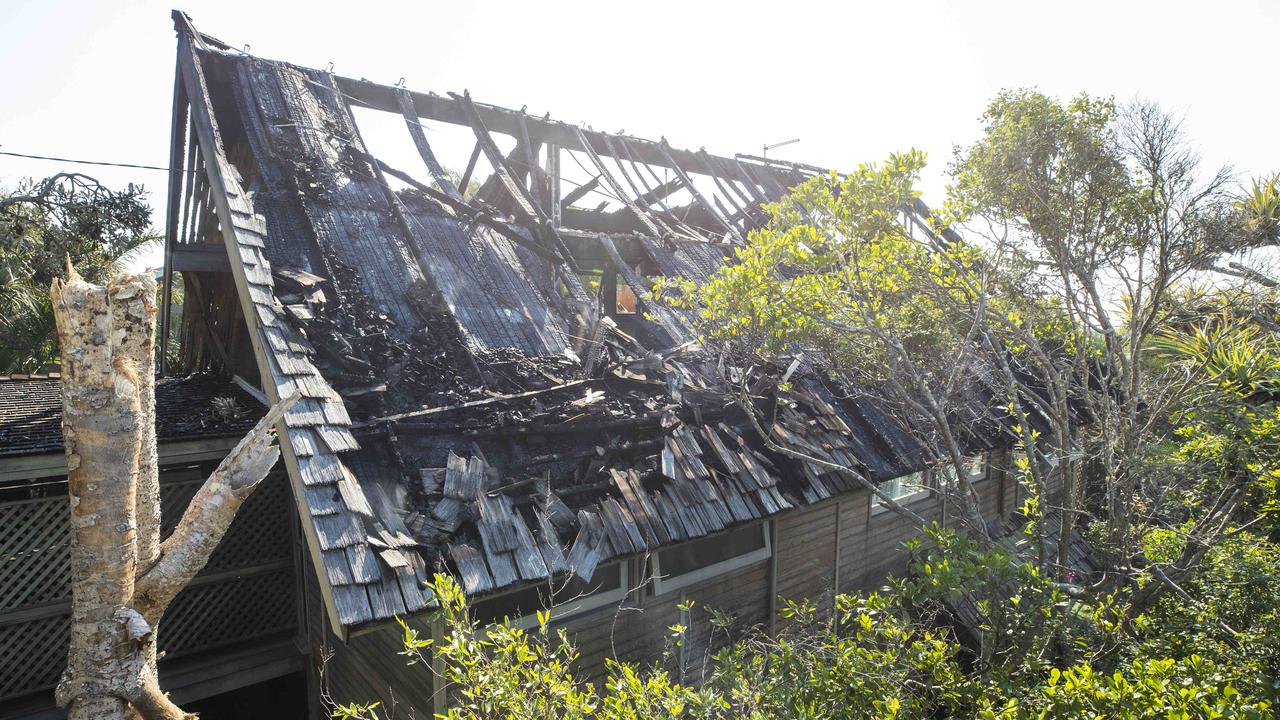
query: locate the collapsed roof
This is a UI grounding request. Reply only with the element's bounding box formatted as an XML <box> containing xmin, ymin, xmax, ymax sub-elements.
<box><xmin>164</xmin><ymin>12</ymin><xmax>1038</xmax><ymax>634</ymax></box>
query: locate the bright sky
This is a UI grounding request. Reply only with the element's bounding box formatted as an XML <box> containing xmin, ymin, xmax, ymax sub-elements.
<box><xmin>3</xmin><ymin>0</ymin><xmax>1278</xmax><ymax>271</ymax></box>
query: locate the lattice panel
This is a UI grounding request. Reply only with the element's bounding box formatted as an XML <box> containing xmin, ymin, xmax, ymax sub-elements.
<box><xmin>0</xmin><ymin>614</ymin><xmax>68</xmax><ymax>700</ymax></box>
<box><xmin>159</xmin><ymin>569</ymin><xmax>296</xmax><ymax>658</ymax></box>
<box><xmin>208</xmin><ymin>471</ymin><xmax>292</xmax><ymax>571</ymax></box>
<box><xmin>0</xmin><ymin>466</ymin><xmax>297</xmax><ymax>701</ymax></box>
<box><xmin>160</xmin><ymin>470</ymin><xmax>292</xmax><ymax>572</ymax></box>
<box><xmin>0</xmin><ymin>497</ymin><xmax>71</xmax><ymax>611</ymax></box>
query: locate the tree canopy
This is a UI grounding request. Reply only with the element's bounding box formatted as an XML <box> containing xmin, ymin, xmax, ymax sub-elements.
<box><xmin>1</xmin><ymin>173</ymin><xmax>155</xmax><ymax>372</ymax></box>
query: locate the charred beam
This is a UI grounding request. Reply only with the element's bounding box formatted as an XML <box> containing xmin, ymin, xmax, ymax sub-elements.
<box><xmin>397</xmin><ymin>87</ymin><xmax>462</xmax><ymax>200</ymax></box>
<box><xmin>458</xmin><ymin>141</ymin><xmax>482</xmax><ymax>196</ymax></box>
<box><xmin>561</xmin><ymin>174</ymin><xmax>602</xmax><ymax>208</ymax></box>
<box><xmin>633</xmin><ymin>177</ymin><xmax>683</xmax><ymax>208</ymax></box>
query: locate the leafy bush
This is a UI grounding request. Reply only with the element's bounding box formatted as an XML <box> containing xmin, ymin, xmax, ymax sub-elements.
<box><xmin>332</xmin><ymin>540</ymin><xmax>1272</xmax><ymax>719</ymax></box>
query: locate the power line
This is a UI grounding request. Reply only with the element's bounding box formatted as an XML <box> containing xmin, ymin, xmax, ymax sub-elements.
<box><xmin>0</xmin><ymin>149</ymin><xmax>174</xmax><ymax>173</ymax></box>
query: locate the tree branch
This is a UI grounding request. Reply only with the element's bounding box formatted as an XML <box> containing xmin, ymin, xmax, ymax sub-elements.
<box><xmin>112</xmin><ymin>608</ymin><xmax>196</xmax><ymax>720</ymax></box>
<box><xmin>133</xmin><ymin>392</ymin><xmax>300</xmax><ymax>624</ymax></box>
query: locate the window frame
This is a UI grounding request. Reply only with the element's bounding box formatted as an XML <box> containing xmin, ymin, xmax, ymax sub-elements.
<box><xmin>963</xmin><ymin>453</ymin><xmax>990</xmax><ymax>483</ymax></box>
<box><xmin>650</xmin><ymin>521</ymin><xmax>773</xmax><ymax>596</ymax></box>
<box><xmin>475</xmin><ymin>560</ymin><xmax>631</xmax><ymax>631</ymax></box>
<box><xmin>870</xmin><ymin>470</ymin><xmax>931</xmax><ymax>515</ymax></box>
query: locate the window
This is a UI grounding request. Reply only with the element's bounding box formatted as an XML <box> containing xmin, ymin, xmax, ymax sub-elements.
<box><xmin>939</xmin><ymin>454</ymin><xmax>988</xmax><ymax>487</ymax></box>
<box><xmin>871</xmin><ymin>470</ymin><xmax>929</xmax><ymax>514</ymax></box>
<box><xmin>906</xmin><ymin>453</ymin><xmax>983</xmax><ymax>499</ymax></box>
<box><xmin>651</xmin><ymin>522</ymin><xmax>772</xmax><ymax>595</ymax></box>
<box><xmin>963</xmin><ymin>453</ymin><xmax>989</xmax><ymax>482</ymax></box>
<box><xmin>473</xmin><ymin>561</ymin><xmax>629</xmax><ymax>630</ymax></box>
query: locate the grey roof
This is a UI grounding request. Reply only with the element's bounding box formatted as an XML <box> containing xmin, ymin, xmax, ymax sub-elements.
<box><xmin>0</xmin><ymin>374</ymin><xmax>262</xmax><ymax>459</ymax></box>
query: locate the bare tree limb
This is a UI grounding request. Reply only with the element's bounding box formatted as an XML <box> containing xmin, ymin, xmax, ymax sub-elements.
<box><xmin>133</xmin><ymin>391</ymin><xmax>299</xmax><ymax>625</ymax></box>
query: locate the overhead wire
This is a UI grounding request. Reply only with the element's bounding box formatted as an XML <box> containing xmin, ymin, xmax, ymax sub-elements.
<box><xmin>0</xmin><ymin>149</ymin><xmax>176</xmax><ymax>173</ymax></box>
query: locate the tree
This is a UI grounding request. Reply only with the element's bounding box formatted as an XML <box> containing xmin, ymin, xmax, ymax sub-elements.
<box><xmin>659</xmin><ymin>88</ymin><xmax>1280</xmax><ymax>651</ymax></box>
<box><xmin>49</xmin><ymin>264</ymin><xmax>296</xmax><ymax>720</ymax></box>
<box><xmin>1</xmin><ymin>173</ymin><xmax>155</xmax><ymax>372</ymax></box>
<box><xmin>657</xmin><ymin>151</ymin><xmax>1005</xmax><ymax>540</ymax></box>
<box><xmin>948</xmin><ymin>91</ymin><xmax>1259</xmax><ymax>606</ymax></box>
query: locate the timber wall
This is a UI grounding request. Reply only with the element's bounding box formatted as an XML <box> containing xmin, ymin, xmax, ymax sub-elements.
<box><xmin>314</xmin><ymin>451</ymin><xmax>1019</xmax><ymax>717</ymax></box>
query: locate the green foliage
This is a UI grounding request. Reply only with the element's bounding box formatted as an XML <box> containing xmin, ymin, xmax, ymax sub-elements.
<box><xmin>374</xmin><ymin>575</ymin><xmax>699</xmax><ymax>720</ymax></box>
<box><xmin>1154</xmin><ymin>314</ymin><xmax>1280</xmax><ymax>531</ymax></box>
<box><xmin>655</xmin><ymin>150</ymin><xmax>1046</xmax><ymax>390</ymax></box>
<box><xmin>948</xmin><ymin>89</ymin><xmax>1136</xmax><ymax>259</ymax></box>
<box><xmin>701</xmin><ymin>590</ymin><xmax>973</xmax><ymax>719</ymax></box>
<box><xmin>340</xmin><ymin>554</ymin><xmax>1269</xmax><ymax>719</ymax></box>
<box><xmin>1238</xmin><ymin>173</ymin><xmax>1280</xmax><ymax>247</ymax></box>
<box><xmin>1152</xmin><ymin>318</ymin><xmax>1280</xmax><ymax>398</ymax></box>
<box><xmin>1138</xmin><ymin>528</ymin><xmax>1280</xmax><ymax>699</ymax></box>
<box><xmin>0</xmin><ymin>174</ymin><xmax>155</xmax><ymax>372</ymax></box>
<box><xmin>1004</xmin><ymin>657</ymin><xmax>1270</xmax><ymax>720</ymax></box>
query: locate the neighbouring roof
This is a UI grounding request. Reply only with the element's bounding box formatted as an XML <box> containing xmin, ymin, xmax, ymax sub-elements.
<box><xmin>172</xmin><ymin>14</ymin><xmax>1050</xmax><ymax>631</ymax></box>
<box><xmin>0</xmin><ymin>374</ymin><xmax>264</xmax><ymax>459</ymax></box>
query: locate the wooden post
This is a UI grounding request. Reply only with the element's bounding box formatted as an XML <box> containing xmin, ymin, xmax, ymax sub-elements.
<box><xmin>159</xmin><ymin>61</ymin><xmax>189</xmax><ymax>375</ymax></box>
<box><xmin>546</xmin><ymin>144</ymin><xmax>561</xmax><ymax>227</ymax></box>
<box><xmin>458</xmin><ymin>142</ymin><xmax>482</xmax><ymax>197</ymax></box>
<box><xmin>601</xmin><ymin>266</ymin><xmax>618</xmax><ymax>318</ymax></box>
<box><xmin>767</xmin><ymin>519</ymin><xmax>779</xmax><ymax>633</ymax></box>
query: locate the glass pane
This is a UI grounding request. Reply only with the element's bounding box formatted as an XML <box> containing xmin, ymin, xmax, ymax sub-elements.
<box><xmin>938</xmin><ymin>464</ymin><xmax>958</xmax><ymax>488</ymax></box>
<box><xmin>657</xmin><ymin>523</ymin><xmax>765</xmax><ymax>578</ymax></box>
<box><xmin>964</xmin><ymin>454</ymin><xmax>987</xmax><ymax>480</ymax></box>
<box><xmin>473</xmin><ymin>564</ymin><xmax>622</xmax><ymax>625</ymax></box>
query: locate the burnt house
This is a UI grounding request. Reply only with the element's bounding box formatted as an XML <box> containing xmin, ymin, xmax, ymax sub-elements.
<box><xmin>0</xmin><ymin>12</ymin><xmax>1052</xmax><ymax>718</ymax></box>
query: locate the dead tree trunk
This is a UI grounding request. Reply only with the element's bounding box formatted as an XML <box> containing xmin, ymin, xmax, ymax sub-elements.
<box><xmin>50</xmin><ymin>266</ymin><xmax>298</xmax><ymax>720</ymax></box>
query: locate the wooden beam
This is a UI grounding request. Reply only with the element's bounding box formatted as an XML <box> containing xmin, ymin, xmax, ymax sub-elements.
<box><xmin>557</xmin><ymin>230</ymin><xmax>653</xmax><ymax>270</ymax></box>
<box><xmin>516</xmin><ymin>114</ymin><xmax>544</xmax><ymax>211</ymax></box>
<box><xmin>0</xmin><ymin>436</ymin><xmax>248</xmax><ymax>483</ymax></box>
<box><xmin>453</xmin><ymin>91</ymin><xmax>584</xmax><ymax>279</ymax></box>
<box><xmin>171</xmin><ymin>245</ymin><xmax>231</xmax><ymax>272</ymax></box>
<box><xmin>561</xmin><ymin>174</ymin><xmax>602</xmax><ymax>208</ymax></box>
<box><xmin>458</xmin><ymin>141</ymin><xmax>482</xmax><ymax>196</ymax></box>
<box><xmin>455</xmin><ymin>91</ymin><xmax>543</xmax><ymax>222</ymax></box>
<box><xmin>616</xmin><ymin>136</ymin><xmax>703</xmax><ymax>241</ymax></box>
<box><xmin>160</xmin><ymin>59</ymin><xmax>190</xmax><ymax>375</ymax></box>
<box><xmin>397</xmin><ymin>87</ymin><xmax>461</xmax><ymax>200</ymax></box>
<box><xmin>559</xmin><ymin>206</ymin><xmax>638</xmax><ymax>236</ymax></box>
<box><xmin>546</xmin><ymin>144</ymin><xmax>562</xmax><ymax>225</ymax></box>
<box><xmin>657</xmin><ymin>141</ymin><xmax>741</xmax><ymax>243</ymax></box>
<box><xmin>574</xmin><ymin>126</ymin><xmax>663</xmax><ymax>238</ymax></box>
<box><xmin>633</xmin><ymin>177</ymin><xmax>683</xmax><ymax>208</ymax></box>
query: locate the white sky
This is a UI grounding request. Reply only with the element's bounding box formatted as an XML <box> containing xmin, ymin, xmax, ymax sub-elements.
<box><xmin>3</xmin><ymin>0</ymin><xmax>1278</xmax><ymax>271</ymax></box>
